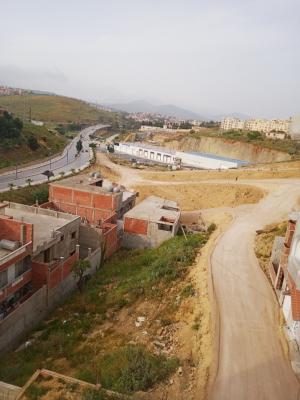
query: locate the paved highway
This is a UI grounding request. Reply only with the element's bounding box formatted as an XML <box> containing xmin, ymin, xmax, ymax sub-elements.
<box><xmin>0</xmin><ymin>124</ymin><xmax>109</xmax><ymax>191</ymax></box>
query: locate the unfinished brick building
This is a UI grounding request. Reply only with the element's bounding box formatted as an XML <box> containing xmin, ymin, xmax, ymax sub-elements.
<box><xmin>43</xmin><ymin>173</ymin><xmax>137</xmax><ymax>257</ymax></box>
<box><xmin>0</xmin><ymin>202</ymin><xmax>80</xmax><ymax>320</ymax></box>
<box><xmin>269</xmin><ymin>213</ymin><xmax>300</xmax><ymax>343</ymax></box>
<box><xmin>123</xmin><ymin>196</ymin><xmax>180</xmax><ymax>249</ymax></box>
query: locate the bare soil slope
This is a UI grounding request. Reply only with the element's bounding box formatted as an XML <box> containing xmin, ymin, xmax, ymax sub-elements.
<box><xmin>133</xmin><ymin>183</ymin><xmax>264</xmax><ymax>211</ymax></box>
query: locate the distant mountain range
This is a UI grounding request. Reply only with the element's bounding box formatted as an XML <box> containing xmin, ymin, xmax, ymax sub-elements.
<box><xmin>212</xmin><ymin>112</ymin><xmax>251</xmax><ymax>121</ymax></box>
<box><xmin>108</xmin><ymin>100</ymin><xmax>207</xmax><ymax>120</ymax></box>
<box><xmin>107</xmin><ymin>100</ymin><xmax>250</xmax><ymax>122</ymax></box>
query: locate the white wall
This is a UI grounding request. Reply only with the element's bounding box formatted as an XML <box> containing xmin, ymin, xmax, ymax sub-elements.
<box><xmin>115</xmin><ymin>143</ymin><xmax>239</xmax><ymax>169</ymax></box>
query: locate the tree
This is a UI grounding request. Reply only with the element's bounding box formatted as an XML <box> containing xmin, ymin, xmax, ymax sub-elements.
<box><xmin>72</xmin><ymin>259</ymin><xmax>91</xmax><ymax>292</ymax></box>
<box><xmin>26</xmin><ymin>178</ymin><xmax>32</xmax><ymax>186</ymax></box>
<box><xmin>89</xmin><ymin>143</ymin><xmax>97</xmax><ymax>149</ymax></box>
<box><xmin>56</xmin><ymin>124</ymin><xmax>66</xmax><ymax>135</ymax></box>
<box><xmin>8</xmin><ymin>183</ymin><xmax>14</xmax><ymax>191</ymax></box>
<box><xmin>0</xmin><ymin>112</ymin><xmax>23</xmax><ymax>141</ymax></box>
<box><xmin>27</xmin><ymin>136</ymin><xmax>39</xmax><ymax>151</ymax></box>
<box><xmin>42</xmin><ymin>170</ymin><xmax>54</xmax><ymax>181</ymax></box>
<box><xmin>76</xmin><ymin>139</ymin><xmax>83</xmax><ymax>154</ymax></box>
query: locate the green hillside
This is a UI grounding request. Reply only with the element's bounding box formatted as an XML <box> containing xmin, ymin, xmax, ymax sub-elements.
<box><xmin>0</xmin><ymin>94</ymin><xmax>123</xmax><ymax>125</ymax></box>
<box><xmin>0</xmin><ymin>118</ymin><xmax>66</xmax><ymax>169</ymax></box>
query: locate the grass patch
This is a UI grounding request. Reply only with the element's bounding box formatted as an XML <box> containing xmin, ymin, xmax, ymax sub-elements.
<box><xmin>0</xmin><ymin>183</ymin><xmax>49</xmax><ymax>205</ymax></box>
<box><xmin>98</xmin><ymin>345</ymin><xmax>178</xmax><ymax>393</ymax></box>
<box><xmin>25</xmin><ymin>382</ymin><xmax>49</xmax><ymax>399</ymax></box>
<box><xmin>0</xmin><ymin>233</ymin><xmax>208</xmax><ymax>391</ymax></box>
<box><xmin>0</xmin><ymin>122</ymin><xmax>67</xmax><ymax>170</ymax></box>
<box><xmin>82</xmin><ymin>387</ymin><xmax>129</xmax><ymax>400</ymax></box>
<box><xmin>0</xmin><ymin>95</ymin><xmax>139</xmax><ymax>133</ymax></box>
<box><xmin>181</xmin><ymin>283</ymin><xmax>195</xmax><ymax>298</ymax></box>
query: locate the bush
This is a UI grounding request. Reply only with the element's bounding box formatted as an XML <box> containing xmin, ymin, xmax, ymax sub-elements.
<box><xmin>247</xmin><ymin>131</ymin><xmax>263</xmax><ymax>140</ymax></box>
<box><xmin>25</xmin><ymin>383</ymin><xmax>48</xmax><ymax>400</ymax></box>
<box><xmin>98</xmin><ymin>345</ymin><xmax>179</xmax><ymax>393</ymax></box>
<box><xmin>207</xmin><ymin>223</ymin><xmax>217</xmax><ymax>234</ymax></box>
<box><xmin>27</xmin><ymin>135</ymin><xmax>39</xmax><ymax>151</ymax></box>
<box><xmin>0</xmin><ymin>112</ymin><xmax>23</xmax><ymax>141</ymax></box>
<box><xmin>181</xmin><ymin>283</ymin><xmax>195</xmax><ymax>298</ymax></box>
<box><xmin>82</xmin><ymin>388</ymin><xmax>125</xmax><ymax>400</ymax></box>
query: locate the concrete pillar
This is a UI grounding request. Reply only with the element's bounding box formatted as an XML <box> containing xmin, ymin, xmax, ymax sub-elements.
<box><xmin>60</xmin><ymin>256</ymin><xmax>64</xmax><ymax>282</ymax></box>
<box><xmin>20</xmin><ymin>224</ymin><xmax>26</xmax><ymax>245</ymax></box>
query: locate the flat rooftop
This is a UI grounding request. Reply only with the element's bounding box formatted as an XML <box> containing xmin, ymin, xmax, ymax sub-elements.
<box><xmin>50</xmin><ymin>174</ymin><xmax>135</xmax><ymax>197</ymax></box>
<box><xmin>1</xmin><ymin>202</ymin><xmax>79</xmax><ymax>252</ymax></box>
<box><xmin>124</xmin><ymin>196</ymin><xmax>180</xmax><ymax>223</ymax></box>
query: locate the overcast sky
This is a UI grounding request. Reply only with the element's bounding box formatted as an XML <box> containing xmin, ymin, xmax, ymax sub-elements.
<box><xmin>1</xmin><ymin>0</ymin><xmax>299</xmax><ymax>118</ymax></box>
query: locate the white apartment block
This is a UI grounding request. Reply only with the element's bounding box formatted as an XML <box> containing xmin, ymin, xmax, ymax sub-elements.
<box><xmin>221</xmin><ymin>118</ymin><xmax>245</xmax><ymax>131</ymax></box>
<box><xmin>220</xmin><ymin>117</ymin><xmax>291</xmax><ymax>136</ymax></box>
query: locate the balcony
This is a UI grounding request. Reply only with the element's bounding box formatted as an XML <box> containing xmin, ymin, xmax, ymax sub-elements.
<box><xmin>0</xmin><ymin>242</ymin><xmax>31</xmax><ymax>268</ymax></box>
<box><xmin>0</xmin><ymin>269</ymin><xmax>32</xmax><ymax>302</ymax></box>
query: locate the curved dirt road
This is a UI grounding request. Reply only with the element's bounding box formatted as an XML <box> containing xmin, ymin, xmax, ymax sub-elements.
<box><xmin>209</xmin><ymin>181</ymin><xmax>300</xmax><ymax>400</ymax></box>
<box><xmin>96</xmin><ymin>154</ymin><xmax>300</xmax><ymax>398</ymax></box>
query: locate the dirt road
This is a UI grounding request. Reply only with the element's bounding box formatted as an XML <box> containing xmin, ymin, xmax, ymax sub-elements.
<box><xmin>96</xmin><ymin>154</ymin><xmax>300</xmax><ymax>398</ymax></box>
<box><xmin>208</xmin><ymin>182</ymin><xmax>300</xmax><ymax>400</ymax></box>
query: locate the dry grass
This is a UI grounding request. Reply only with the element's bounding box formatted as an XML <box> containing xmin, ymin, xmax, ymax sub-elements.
<box><xmin>0</xmin><ymin>95</ymin><xmax>120</xmax><ymax>124</ymax></box>
<box><xmin>254</xmin><ymin>222</ymin><xmax>287</xmax><ymax>280</ymax></box>
<box><xmin>140</xmin><ymin>162</ymin><xmax>300</xmax><ymax>182</ymax></box>
<box><xmin>133</xmin><ymin>183</ymin><xmax>265</xmax><ymax>211</ymax></box>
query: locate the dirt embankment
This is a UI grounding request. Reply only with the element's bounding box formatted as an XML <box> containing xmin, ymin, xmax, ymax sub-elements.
<box><xmin>133</xmin><ymin>183</ymin><xmax>265</xmax><ymax>211</ymax></box>
<box><xmin>163</xmin><ymin>136</ymin><xmax>291</xmax><ymax>163</ymax></box>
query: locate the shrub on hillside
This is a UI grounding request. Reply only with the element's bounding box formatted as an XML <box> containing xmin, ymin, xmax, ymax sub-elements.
<box><xmin>0</xmin><ymin>111</ymin><xmax>23</xmax><ymax>142</ymax></box>
<box><xmin>27</xmin><ymin>135</ymin><xmax>39</xmax><ymax>151</ymax></box>
<box><xmin>98</xmin><ymin>345</ymin><xmax>179</xmax><ymax>394</ymax></box>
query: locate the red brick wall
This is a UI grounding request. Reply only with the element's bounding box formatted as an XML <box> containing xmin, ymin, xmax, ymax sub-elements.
<box><xmin>58</xmin><ymin>204</ymin><xmax>77</xmax><ymax>214</ymax></box>
<box><xmin>74</xmin><ymin>190</ymin><xmax>92</xmax><ymax>207</ymax></box>
<box><xmin>31</xmin><ymin>260</ymin><xmax>48</xmax><ymax>288</ymax></box>
<box><xmin>48</xmin><ymin>252</ymin><xmax>79</xmax><ymax>289</ymax></box>
<box><xmin>50</xmin><ymin>186</ymin><xmax>73</xmax><ymax>202</ymax></box>
<box><xmin>0</xmin><ymin>217</ymin><xmax>33</xmax><ymax>246</ymax></box>
<box><xmin>93</xmin><ymin>193</ymin><xmax>113</xmax><ymax>210</ymax></box>
<box><xmin>291</xmin><ymin>288</ymin><xmax>300</xmax><ymax>320</ymax></box>
<box><xmin>94</xmin><ymin>209</ymin><xmax>113</xmax><ymax>223</ymax></box>
<box><xmin>285</xmin><ymin>221</ymin><xmax>296</xmax><ymax>248</ymax></box>
<box><xmin>49</xmin><ymin>185</ymin><xmax>116</xmax><ymax>225</ymax></box>
<box><xmin>102</xmin><ymin>224</ymin><xmax>118</xmax><ymax>258</ymax></box>
<box><xmin>32</xmin><ymin>252</ymin><xmax>79</xmax><ymax>290</ymax></box>
<box><xmin>124</xmin><ymin>217</ymin><xmax>148</xmax><ymax>235</ymax></box>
